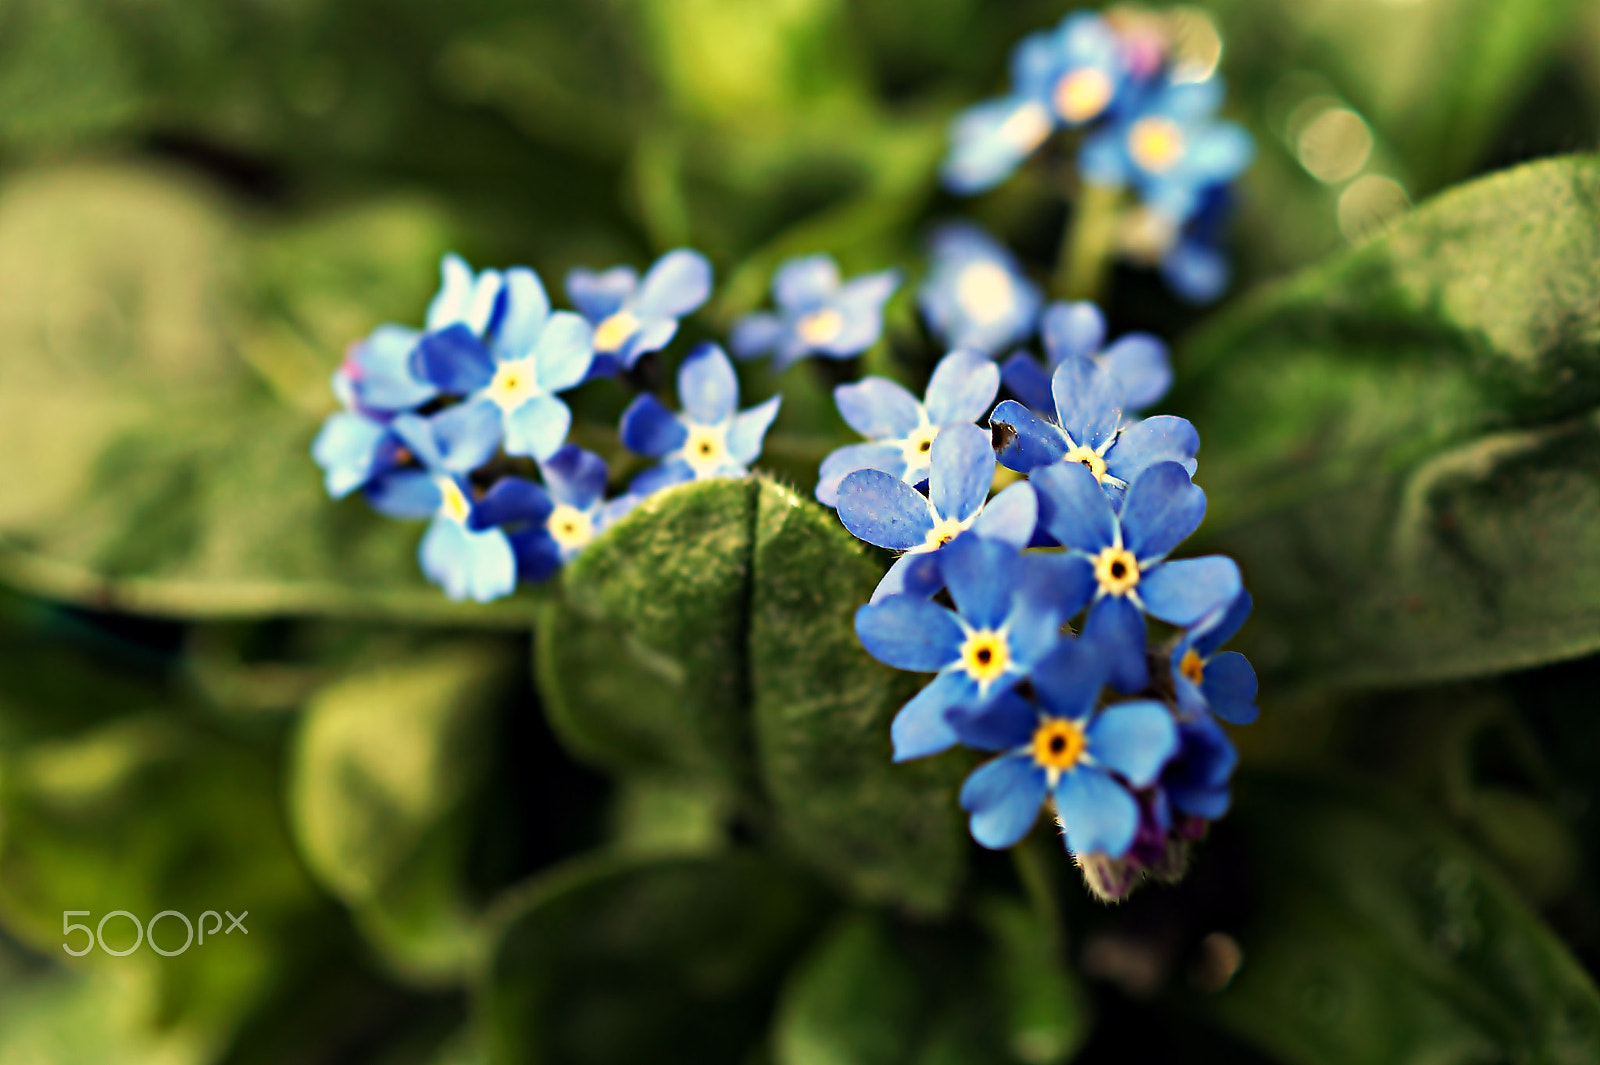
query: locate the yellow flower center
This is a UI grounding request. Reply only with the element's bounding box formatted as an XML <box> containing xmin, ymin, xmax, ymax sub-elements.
<box><xmin>1093</xmin><ymin>545</ymin><xmax>1141</xmax><ymax>596</ymax></box>
<box><xmin>796</xmin><ymin>308</ymin><xmax>844</xmax><ymax>346</ymax></box>
<box><xmin>959</xmin><ymin>628</ymin><xmax>1011</xmax><ymax>689</ymax></box>
<box><xmin>914</xmin><ymin>514</ymin><xmax>968</xmax><ymax>554</ymax></box>
<box><xmin>1053</xmin><ymin>68</ymin><xmax>1114</xmax><ymax>124</ymax></box>
<box><xmin>1032</xmin><ymin>718</ymin><xmax>1087</xmax><ymax>773</ymax></box>
<box><xmin>593</xmin><ymin>310</ymin><xmax>640</xmax><ymax>353</ymax></box>
<box><xmin>901</xmin><ymin>423</ymin><xmax>940</xmax><ymax>472</ymax></box>
<box><xmin>437</xmin><ymin>477</ymin><xmax>472</xmax><ymax>525</ymax></box>
<box><xmin>485</xmin><ymin>356</ymin><xmax>542</xmax><ymax>411</ymax></box>
<box><xmin>547</xmin><ymin>504</ymin><xmax>595</xmax><ymax>552</ymax></box>
<box><xmin>955</xmin><ymin>262</ymin><xmax>1014</xmax><ymax>325</ymax></box>
<box><xmin>682</xmin><ymin>423</ymin><xmax>730</xmax><ymax>476</ymax></box>
<box><xmin>1129</xmin><ymin>117</ymin><xmax>1186</xmax><ymax>173</ymax></box>
<box><xmin>998</xmin><ymin>100</ymin><xmax>1053</xmax><ymax>151</ymax></box>
<box><xmin>1063</xmin><ymin>444</ymin><xmax>1107</xmax><ymax>483</ymax></box>
<box><xmin>1179</xmin><ymin>648</ymin><xmax>1206</xmax><ymax>687</ymax></box>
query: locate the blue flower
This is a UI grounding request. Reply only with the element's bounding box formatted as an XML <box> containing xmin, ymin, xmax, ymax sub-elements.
<box><xmin>816</xmin><ymin>349</ymin><xmax>999</xmax><ymax>507</ymax></box>
<box><xmin>425</xmin><ymin>253</ymin><xmax>508</xmax><ymax>339</ymax></box>
<box><xmin>619</xmin><ymin>342</ymin><xmax>782</xmax><ymax>495</ymax></box>
<box><xmin>465</xmin><ymin>445</ymin><xmax>638</xmax><ymax>582</ymax></box>
<box><xmin>566</xmin><ymin>249</ymin><xmax>712</xmax><ymax>376</ymax></box>
<box><xmin>919</xmin><ymin>224</ymin><xmax>1041</xmax><ymax>355</ymax></box>
<box><xmin>311</xmin><ymin>411</ymin><xmax>402</xmax><ymax>499</ymax></box>
<box><xmin>947</xmin><ymin>636</ymin><xmax>1177</xmax><ymax>856</ymax></box>
<box><xmin>362</xmin><ymin>413</ymin><xmax>517</xmax><ymax>603</ymax></box>
<box><xmin>411</xmin><ymin>267</ymin><xmax>595</xmax><ymax>462</ymax></box>
<box><xmin>1079</xmin><ymin>77</ymin><xmax>1254</xmax><ymax>224</ymax></box>
<box><xmin>836</xmin><ymin>422</ymin><xmax>1037</xmax><ymax>602</ymax></box>
<box><xmin>1030</xmin><ymin>460</ymin><xmax>1242</xmax><ymax>693</ymax></box>
<box><xmin>333</xmin><ymin>323</ymin><xmax>436</xmax><ymax>415</ymax></box>
<box><xmin>989</xmin><ymin>353</ymin><xmax>1197</xmax><ymax>503</ymax></box>
<box><xmin>1158</xmin><ymin>185</ymin><xmax>1236</xmax><ymax>305</ymax></box>
<box><xmin>1170</xmin><ymin>590</ymin><xmax>1258</xmax><ymax>725</ymax></box>
<box><xmin>1002</xmin><ymin>301</ymin><xmax>1170</xmax><ymax>416</ymax></box>
<box><xmin>942</xmin><ymin>13</ymin><xmax>1130</xmax><ymax>194</ymax></box>
<box><xmin>730</xmin><ymin>254</ymin><xmax>899</xmax><ymax>372</ymax></box>
<box><xmin>853</xmin><ymin>535</ymin><xmax>1076</xmax><ymax>761</ymax></box>
<box><xmin>1156</xmin><ymin>713</ymin><xmax>1238</xmax><ymax>822</ymax></box>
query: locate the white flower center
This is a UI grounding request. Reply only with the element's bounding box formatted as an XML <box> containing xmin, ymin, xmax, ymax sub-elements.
<box><xmin>437</xmin><ymin>477</ymin><xmax>472</xmax><ymax>525</ymax></box>
<box><xmin>682</xmin><ymin>423</ymin><xmax>732</xmax><ymax>477</ymax></box>
<box><xmin>1053</xmin><ymin>68</ymin><xmax>1113</xmax><ymax>124</ymax></box>
<box><xmin>913</xmin><ymin>512</ymin><xmax>972</xmax><ymax>555</ymax></box>
<box><xmin>999</xmin><ymin>100</ymin><xmax>1053</xmax><ymax>151</ymax></box>
<box><xmin>485</xmin><ymin>356</ymin><xmax>542</xmax><ymax>411</ymax></box>
<box><xmin>900</xmin><ymin>422</ymin><xmax>940</xmax><ymax>478</ymax></box>
<box><xmin>547</xmin><ymin>503</ymin><xmax>596</xmax><ymax>552</ymax></box>
<box><xmin>955</xmin><ymin>262</ymin><xmax>1014</xmax><ymax>325</ymax></box>
<box><xmin>796</xmin><ymin>308</ymin><xmax>844</xmax><ymax>346</ymax></box>
<box><xmin>594</xmin><ymin>310</ymin><xmax>640</xmax><ymax>353</ymax></box>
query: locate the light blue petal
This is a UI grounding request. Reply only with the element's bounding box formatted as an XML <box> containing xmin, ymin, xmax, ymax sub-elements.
<box><xmin>1040</xmin><ymin>302</ymin><xmax>1105</xmax><ymax>365</ymax></box>
<box><xmin>678</xmin><ymin>343</ymin><xmax>739</xmax><ymax>424</ymax></box>
<box><xmin>432</xmin><ymin>398</ymin><xmax>503</xmax><ymax>472</ymax></box>
<box><xmin>837</xmin><ymin>470</ymin><xmax>935</xmax><ymax>551</ymax></box>
<box><xmin>634</xmin><ymin>248</ymin><xmax>712</xmax><ymax>319</ymax></box>
<box><xmin>1027</xmin><ymin>638</ymin><xmax>1105</xmax><ymax>723</ymax></box>
<box><xmin>1082</xmin><ymin>594</ymin><xmax>1149</xmax><ymax>693</ymax></box>
<box><xmin>1139</xmin><ymin>556</ymin><xmax>1243</xmax><ymax>627</ymax></box>
<box><xmin>365</xmin><ymin>469</ymin><xmax>441</xmax><ymax>519</ymax></box>
<box><xmin>892</xmin><ymin>669</ymin><xmax>976</xmax><ymax>761</ymax></box>
<box><xmin>924</xmin><ymin>349</ymin><xmax>1001</xmax><ymax>425</ymax></box>
<box><xmin>773</xmin><ymin>254</ymin><xmax>840</xmax><ymax>310</ymax></box>
<box><xmin>930</xmin><ymin>422</ymin><xmax>994</xmax><ymax>523</ymax></box>
<box><xmin>989</xmin><ymin>399</ymin><xmax>1068</xmax><ymax>473</ymax></box>
<box><xmin>619</xmin><ymin>394</ymin><xmax>689</xmax><ymax>457</ymax></box>
<box><xmin>1054</xmin><ymin>767</ymin><xmax>1139</xmax><ymax>857</ymax></box>
<box><xmin>1190</xmin><ymin>122</ymin><xmax>1255</xmax><ymax>183</ymax></box>
<box><xmin>961</xmin><ymin>755</ymin><xmax>1048</xmax><ymax>849</ymax></box>
<box><xmin>629</xmin><ymin>460</ymin><xmax>695</xmax><ymax>497</ymax></box>
<box><xmin>941</xmin><ymin>96</ymin><xmax>1050</xmax><ymax>194</ymax></box>
<box><xmin>1203</xmin><ymin>651</ymin><xmax>1259</xmax><ymax>725</ymax></box>
<box><xmin>1162</xmin><ymin>240</ymin><xmax>1229</xmax><ymax>305</ymax></box>
<box><xmin>389</xmin><ymin>412</ymin><xmax>444</xmax><ymax>470</ymax></box>
<box><xmin>940</xmin><ymin>533</ymin><xmax>1019</xmax><ymax>630</ymax></box>
<box><xmin>312</xmin><ymin>412</ymin><xmax>386</xmax><ymax>497</ymax></box>
<box><xmin>730</xmin><ymin>313</ymin><xmax>785</xmax><ymax>359</ymax></box>
<box><xmin>502</xmin><ymin>394</ymin><xmax>573</xmax><ymax>461</ymax></box>
<box><xmin>1086</xmin><ymin>700</ymin><xmax>1177</xmax><ymax>787</ymax></box>
<box><xmin>1077</xmin><ymin>134</ymin><xmax>1129</xmax><ymax>187</ymax></box>
<box><xmin>1101</xmin><ymin>334</ymin><xmax>1171</xmax><ymax>410</ymax></box>
<box><xmin>1165</xmin><ymin>77</ymin><xmax>1224</xmax><ymax>120</ymax></box>
<box><xmin>726</xmin><ymin>395</ymin><xmax>781</xmax><ymax>465</ymax></box>
<box><xmin>492</xmin><ymin>267</ymin><xmax>552</xmax><ymax>360</ymax></box>
<box><xmin>348</xmin><ymin>324</ymin><xmax>433</xmax><ymax>411</ymax></box>
<box><xmin>1051</xmin><ymin>354</ymin><xmax>1124</xmax><ymax>450</ymax></box>
<box><xmin>816</xmin><ymin>442</ymin><xmax>905</xmax><ymax>507</ymax></box>
<box><xmin>1121</xmin><ymin>462</ymin><xmax>1206</xmax><ymax>561</ymax></box>
<box><xmin>1031</xmin><ymin>461</ymin><xmax>1116</xmax><ymax>553</ymax></box>
<box><xmin>530</xmin><ymin>311</ymin><xmax>595</xmax><ymax>392</ymax></box>
<box><xmin>420</xmin><ymin>517</ymin><xmax>517</xmax><ymax>602</ymax></box>
<box><xmin>621</xmin><ymin>316</ymin><xmax>678</xmax><ymax>368</ymax></box>
<box><xmin>1104</xmin><ymin>415</ymin><xmax>1199</xmax><ymax>485</ymax></box>
<box><xmin>539</xmin><ymin>444</ymin><xmax>608</xmax><ymax>510</ymax></box>
<box><xmin>971</xmin><ymin>481</ymin><xmax>1036</xmax><ymax>548</ymax></box>
<box><xmin>947</xmin><ymin>690</ymin><xmax>1039</xmax><ymax>751</ymax></box>
<box><xmin>855</xmin><ymin>597</ymin><xmax>964</xmax><ymax>672</ymax></box>
<box><xmin>565</xmin><ymin>265</ymin><xmax>636</xmax><ymax>321</ymax></box>
<box><xmin>835</xmin><ymin>377</ymin><xmax>922</xmax><ymax>439</ymax></box>
<box><xmin>870</xmin><ymin>552</ymin><xmax>944</xmax><ymax>604</ymax></box>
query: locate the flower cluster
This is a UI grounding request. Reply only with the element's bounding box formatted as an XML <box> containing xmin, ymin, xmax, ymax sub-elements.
<box><xmin>941</xmin><ymin>8</ymin><xmax>1254</xmax><ymax>303</ymax></box>
<box><xmin>821</xmin><ymin>311</ymin><xmax>1256</xmax><ymax>899</ymax></box>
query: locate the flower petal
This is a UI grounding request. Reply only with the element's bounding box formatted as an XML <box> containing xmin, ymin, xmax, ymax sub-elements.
<box><xmin>565</xmin><ymin>265</ymin><xmax>636</xmax><ymax>321</ymax></box>
<box><xmin>1081</xmin><ymin>594</ymin><xmax>1149</xmax><ymax>693</ymax></box>
<box><xmin>364</xmin><ymin>469</ymin><xmax>440</xmax><ymax>519</ymax></box>
<box><xmin>1101</xmin><ymin>333</ymin><xmax>1171</xmax><ymax>411</ymax></box>
<box><xmin>510</xmin><ymin>528</ymin><xmax>565</xmax><ymax>582</ymax></box>
<box><xmin>312</xmin><ymin>412</ymin><xmax>387</xmax><ymax>497</ymax></box>
<box><xmin>621</xmin><ymin>316</ymin><xmax>678</xmax><ymax>369</ymax></box>
<box><xmin>469</xmin><ymin>476</ymin><xmax>553</xmax><ymax>531</ymax></box>
<box><xmin>941</xmin><ymin>96</ymin><xmax>1050</xmax><ymax>194</ymax></box>
<box><xmin>1017</xmin><ymin>552</ymin><xmax>1096</xmax><ymax>638</ymax></box>
<box><xmin>629</xmin><ymin>460</ymin><xmax>695</xmax><ymax>497</ymax></box>
<box><xmin>730</xmin><ymin>313</ymin><xmax>784</xmax><ymax>359</ymax></box>
<box><xmin>960</xmin><ymin>754</ymin><xmax>1048</xmax><ymax>849</ymax></box>
<box><xmin>941</xmin><ymin>534</ymin><xmax>1021</xmax><ymax>630</ymax></box>
<box><xmin>635</xmin><ymin>249</ymin><xmax>712</xmax><ymax>318</ymax></box>
<box><xmin>1139</xmin><ymin>556</ymin><xmax>1242</xmax><ymax>628</ymax></box>
<box><xmin>348</xmin><ymin>324</ymin><xmax>433</xmax><ymax>412</ymax></box>
<box><xmin>432</xmin><ymin>398</ymin><xmax>504</xmax><ymax>472</ymax></box>
<box><xmin>502</xmin><ymin>394</ymin><xmax>573</xmax><ymax>461</ymax></box>
<box><xmin>1120</xmin><ymin>462</ymin><xmax>1206</xmax><ymax>561</ymax></box>
<box><xmin>773</xmin><ymin>254</ymin><xmax>840</xmax><ymax>310</ymax></box>
<box><xmin>837</xmin><ymin>470</ymin><xmax>935</xmax><ymax>551</ymax></box>
<box><xmin>1000</xmin><ymin>353</ymin><xmax>1054</xmax><ymax>415</ymax></box>
<box><xmin>524</xmin><ymin>311</ymin><xmax>593</xmax><ymax>392</ymax></box>
<box><xmin>726</xmin><ymin>395</ymin><xmax>782</xmax><ymax>465</ymax></box>
<box><xmin>1195</xmin><ymin>589</ymin><xmax>1252</xmax><ymax>657</ymax></box>
<box><xmin>1104</xmin><ymin>415</ymin><xmax>1199</xmax><ymax>485</ymax></box>
<box><xmin>971</xmin><ymin>480</ymin><xmax>1037</xmax><ymax>548</ymax></box>
<box><xmin>411</xmin><ymin>324</ymin><xmax>496</xmax><ymax>395</ymax></box>
<box><xmin>620</xmin><ymin>394</ymin><xmax>688</xmax><ymax>457</ymax></box>
<box><xmin>1040</xmin><ymin>301</ymin><xmax>1105</xmax><ymax>365</ymax></box>
<box><xmin>1051</xmin><ymin>354</ymin><xmax>1123</xmax><ymax>450</ymax></box>
<box><xmin>1031</xmin><ymin>461</ymin><xmax>1116</xmax><ymax>553</ymax></box>
<box><xmin>870</xmin><ymin>552</ymin><xmax>944</xmax><ymax>604</ymax></box>
<box><xmin>924</xmin><ymin>349</ymin><xmax>1001</xmax><ymax>425</ymax></box>
<box><xmin>834</xmin><ymin>377</ymin><xmax>922</xmax><ymax>439</ymax></box>
<box><xmin>1053</xmin><ymin>767</ymin><xmax>1139</xmax><ymax>857</ymax></box>
<box><xmin>1027</xmin><ymin>638</ymin><xmax>1105</xmax><ymax>722</ymax></box>
<box><xmin>492</xmin><ymin>267</ymin><xmax>552</xmax><ymax>360</ymax></box>
<box><xmin>420</xmin><ymin>518</ymin><xmax>517</xmax><ymax>603</ymax></box>
<box><xmin>891</xmin><ymin>669</ymin><xmax>976</xmax><ymax>761</ymax></box>
<box><xmin>1202</xmin><ymin>651</ymin><xmax>1259</xmax><ymax>725</ymax></box>
<box><xmin>989</xmin><ymin>399</ymin><xmax>1068</xmax><ymax>473</ymax></box>
<box><xmin>678</xmin><ymin>343</ymin><xmax>739</xmax><ymax>424</ymax></box>
<box><xmin>816</xmin><ymin>442</ymin><xmax>905</xmax><ymax>507</ymax></box>
<box><xmin>930</xmin><ymin>422</ymin><xmax>995</xmax><ymax>523</ymax></box>
<box><xmin>1086</xmin><ymin>700</ymin><xmax>1177</xmax><ymax>787</ymax></box>
<box><xmin>539</xmin><ymin>444</ymin><xmax>609</xmax><ymax>510</ymax></box>
<box><xmin>855</xmin><ymin>596</ymin><xmax>964</xmax><ymax>672</ymax></box>
<box><xmin>947</xmin><ymin>689</ymin><xmax>1039</xmax><ymax>751</ymax></box>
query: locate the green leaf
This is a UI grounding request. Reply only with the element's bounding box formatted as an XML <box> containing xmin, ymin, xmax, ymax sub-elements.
<box><xmin>1194</xmin><ymin>773</ymin><xmax>1600</xmax><ymax>1064</ymax></box>
<box><xmin>771</xmin><ymin>913</ymin><xmax>922</xmax><ymax>1065</ymax></box>
<box><xmin>540</xmin><ymin>477</ymin><xmax>966</xmax><ymax>912</ymax></box>
<box><xmin>1178</xmin><ymin>155</ymin><xmax>1600</xmax><ymax>685</ymax></box>
<box><xmin>479</xmin><ymin>852</ymin><xmax>825</xmax><ymax>1065</ymax></box>
<box><xmin>287</xmin><ymin>643</ymin><xmax>517</xmax><ymax>984</ymax></box>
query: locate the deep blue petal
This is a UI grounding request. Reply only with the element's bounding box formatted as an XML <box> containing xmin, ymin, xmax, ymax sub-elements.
<box><xmin>420</xmin><ymin>517</ymin><xmax>517</xmax><ymax>602</ymax></box>
<box><xmin>1086</xmin><ymin>700</ymin><xmax>1177</xmax><ymax>787</ymax></box>
<box><xmin>971</xmin><ymin>480</ymin><xmax>1036</xmax><ymax>549</ymax></box>
<box><xmin>539</xmin><ymin>444</ymin><xmax>608</xmax><ymax>510</ymax></box>
<box><xmin>1168</xmin><ymin>784</ymin><xmax>1231</xmax><ymax>820</ymax></box>
<box><xmin>1195</xmin><ymin>589</ymin><xmax>1253</xmax><ymax>657</ymax></box>
<box><xmin>1082</xmin><ymin>595</ymin><xmax>1149</xmax><ymax>693</ymax></box>
<box><xmin>1120</xmin><ymin>461</ymin><xmax>1206</xmax><ymax>561</ymax></box>
<box><xmin>432</xmin><ymin>398</ymin><xmax>503</xmax><ymax>473</ymax></box>
<box><xmin>816</xmin><ymin>442</ymin><xmax>905</xmax><ymax>507</ymax></box>
<box><xmin>1040</xmin><ymin>301</ymin><xmax>1105</xmax><ymax>365</ymax></box>
<box><xmin>1000</xmin><ymin>353</ymin><xmax>1054</xmax><ymax>415</ymax></box>
<box><xmin>891</xmin><ymin>670</ymin><xmax>977</xmax><ymax>761</ymax></box>
<box><xmin>1031</xmin><ymin>461</ymin><xmax>1116</xmax><ymax>553</ymax></box>
<box><xmin>509</xmin><ymin>528</ymin><xmax>564</xmax><ymax>582</ymax></box>
<box><xmin>941</xmin><ymin>534</ymin><xmax>1020</xmax><ymax>630</ymax></box>
<box><xmin>947</xmin><ymin>689</ymin><xmax>1040</xmax><ymax>751</ymax></box>
<box><xmin>924</xmin><ymin>349</ymin><xmax>1001</xmax><ymax>425</ymax></box>
<box><xmin>1054</xmin><ymin>767</ymin><xmax>1139</xmax><ymax>857</ymax></box>
<box><xmin>678</xmin><ymin>343</ymin><xmax>739</xmax><ymax>424</ymax></box>
<box><xmin>870</xmin><ymin>552</ymin><xmax>944</xmax><ymax>604</ymax></box>
<box><xmin>1100</xmin><ymin>334</ymin><xmax>1171</xmax><ymax>410</ymax></box>
<box><xmin>1104</xmin><ymin>416</ymin><xmax>1199</xmax><ymax>485</ymax></box>
<box><xmin>855</xmin><ymin>597</ymin><xmax>964</xmax><ymax>672</ymax></box>
<box><xmin>1028</xmin><ymin>638</ymin><xmax>1105</xmax><ymax>722</ymax></box>
<box><xmin>773</xmin><ymin>254</ymin><xmax>840</xmax><ymax>311</ymax></box>
<box><xmin>960</xmin><ymin>754</ymin><xmax>1048</xmax><ymax>849</ymax></box>
<box><xmin>412</xmin><ymin>324</ymin><xmax>495</xmax><ymax>394</ymax></box>
<box><xmin>634</xmin><ymin>249</ymin><xmax>712</xmax><ymax>318</ymax></box>
<box><xmin>1139</xmin><ymin>556</ymin><xmax>1242</xmax><ymax>627</ymax></box>
<box><xmin>929</xmin><ymin>423</ymin><xmax>994</xmax><ymax>523</ymax></box>
<box><xmin>1017</xmin><ymin>552</ymin><xmax>1096</xmax><ymax>633</ymax></box>
<box><xmin>834</xmin><ymin>377</ymin><xmax>922</xmax><ymax>439</ymax></box>
<box><xmin>1167</xmin><ymin>716</ymin><xmax>1238</xmax><ymax>793</ymax></box>
<box><xmin>469</xmin><ymin>476</ymin><xmax>553</xmax><ymax>530</ymax></box>
<box><xmin>837</xmin><ymin>470</ymin><xmax>934</xmax><ymax>551</ymax></box>
<box><xmin>989</xmin><ymin>399</ymin><xmax>1067</xmax><ymax>473</ymax></box>
<box><xmin>1162</xmin><ymin>239</ymin><xmax>1229</xmax><ymax>305</ymax></box>
<box><xmin>364</xmin><ymin>469</ymin><xmax>440</xmax><ymax>519</ymax></box>
<box><xmin>503</xmin><ymin>394</ymin><xmax>572</xmax><ymax>461</ymax></box>
<box><xmin>726</xmin><ymin>396</ymin><xmax>782</xmax><ymax>465</ymax></box>
<box><xmin>1051</xmin><ymin>354</ymin><xmax>1123</xmax><ymax>450</ymax></box>
<box><xmin>620</xmin><ymin>394</ymin><xmax>688</xmax><ymax>457</ymax></box>
<box><xmin>1202</xmin><ymin>651</ymin><xmax>1259</xmax><ymax>725</ymax></box>
<box><xmin>565</xmin><ymin>265</ymin><xmax>636</xmax><ymax>321</ymax></box>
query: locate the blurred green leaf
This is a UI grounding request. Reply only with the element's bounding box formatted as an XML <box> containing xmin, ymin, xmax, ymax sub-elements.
<box><xmin>479</xmin><ymin>852</ymin><xmax>825</xmax><ymax>1065</ymax></box>
<box><xmin>1180</xmin><ymin>155</ymin><xmax>1600</xmax><ymax>685</ymax></box>
<box><xmin>1196</xmin><ymin>773</ymin><xmax>1600</xmax><ymax>1064</ymax></box>
<box><xmin>771</xmin><ymin>913</ymin><xmax>922</xmax><ymax>1065</ymax></box>
<box><xmin>540</xmin><ymin>478</ymin><xmax>965</xmax><ymax>912</ymax></box>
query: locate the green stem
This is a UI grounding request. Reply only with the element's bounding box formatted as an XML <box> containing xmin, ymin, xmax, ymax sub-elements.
<box><xmin>1052</xmin><ymin>181</ymin><xmax>1124</xmax><ymax>303</ymax></box>
<box><xmin>1011</xmin><ymin>835</ymin><xmax>1065</xmax><ymax>952</ymax></box>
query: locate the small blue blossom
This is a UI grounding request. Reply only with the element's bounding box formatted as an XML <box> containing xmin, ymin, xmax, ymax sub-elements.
<box><xmin>1030</xmin><ymin>460</ymin><xmax>1242</xmax><ymax>693</ymax></box>
<box><xmin>1002</xmin><ymin>301</ymin><xmax>1170</xmax><ymax>416</ymax></box>
<box><xmin>1159</xmin><ymin>185</ymin><xmax>1236</xmax><ymax>305</ymax></box>
<box><xmin>1157</xmin><ymin>713</ymin><xmax>1238</xmax><ymax>822</ymax></box>
<box><xmin>836</xmin><ymin>422</ymin><xmax>1037</xmax><ymax>602</ymax></box>
<box><xmin>333</xmin><ymin>323</ymin><xmax>435</xmax><ymax>415</ymax></box>
<box><xmin>989</xmin><ymin>353</ymin><xmax>1197</xmax><ymax>504</ymax></box>
<box><xmin>311</xmin><ymin>410</ymin><xmax>401</xmax><ymax>499</ymax></box>
<box><xmin>816</xmin><ymin>349</ymin><xmax>999</xmax><ymax>507</ymax></box>
<box><xmin>620</xmin><ymin>342</ymin><xmax>782</xmax><ymax>495</ymax></box>
<box><xmin>566</xmin><ymin>249</ymin><xmax>712</xmax><ymax>377</ymax></box>
<box><xmin>942</xmin><ymin>13</ymin><xmax>1130</xmax><ymax>194</ymax></box>
<box><xmin>919</xmin><ymin>224</ymin><xmax>1041</xmax><ymax>355</ymax></box>
<box><xmin>853</xmin><ymin>535</ymin><xmax>1077</xmax><ymax>761</ymax></box>
<box><xmin>946</xmin><ymin>637</ymin><xmax>1177</xmax><ymax>856</ymax></box>
<box><xmin>1171</xmin><ymin>590</ymin><xmax>1259</xmax><ymax>726</ymax></box>
<box><xmin>411</xmin><ymin>267</ymin><xmax>595</xmax><ymax>462</ymax></box>
<box><xmin>730</xmin><ymin>254</ymin><xmax>899</xmax><ymax>372</ymax></box>
<box><xmin>1078</xmin><ymin>77</ymin><xmax>1254</xmax><ymax>224</ymax></box>
<box><xmin>425</xmin><ymin>253</ymin><xmax>508</xmax><ymax>340</ymax></box>
<box><xmin>465</xmin><ymin>445</ymin><xmax>638</xmax><ymax>583</ymax></box>
<box><xmin>361</xmin><ymin>412</ymin><xmax>517</xmax><ymax>603</ymax></box>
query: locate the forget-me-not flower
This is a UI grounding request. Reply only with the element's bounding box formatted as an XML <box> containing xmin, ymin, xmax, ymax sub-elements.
<box><xmin>989</xmin><ymin>353</ymin><xmax>1197</xmax><ymax>504</ymax></box>
<box><xmin>1156</xmin><ymin>714</ymin><xmax>1238</xmax><ymax>823</ymax></box>
<box><xmin>1002</xmin><ymin>301</ymin><xmax>1170</xmax><ymax>416</ymax></box>
<box><xmin>1031</xmin><ymin>460</ymin><xmax>1242</xmax><ymax>693</ymax></box>
<box><xmin>947</xmin><ymin>637</ymin><xmax>1177</xmax><ymax>856</ymax></box>
<box><xmin>466</xmin><ymin>445</ymin><xmax>637</xmax><ymax>582</ymax></box>
<box><xmin>853</xmin><ymin>535</ymin><xmax>1079</xmax><ymax>761</ymax></box>
<box><xmin>411</xmin><ymin>268</ymin><xmax>595</xmax><ymax>462</ymax></box>
<box><xmin>1170</xmin><ymin>590</ymin><xmax>1258</xmax><ymax>726</ymax></box>
<box><xmin>730</xmin><ymin>254</ymin><xmax>899</xmax><ymax>372</ymax></box>
<box><xmin>816</xmin><ymin>349</ymin><xmax>999</xmax><ymax>507</ymax></box>
<box><xmin>620</xmin><ymin>343</ymin><xmax>782</xmax><ymax>496</ymax></box>
<box><xmin>919</xmin><ymin>224</ymin><xmax>1041</xmax><ymax>355</ymax></box>
<box><xmin>566</xmin><ymin>249</ymin><xmax>712</xmax><ymax>377</ymax></box>
<box><xmin>361</xmin><ymin>412</ymin><xmax>516</xmax><ymax>603</ymax></box>
<box><xmin>836</xmin><ymin>422</ymin><xmax>1037</xmax><ymax>602</ymax></box>
<box><xmin>942</xmin><ymin>13</ymin><xmax>1130</xmax><ymax>194</ymax></box>
<box><xmin>1158</xmin><ymin>185</ymin><xmax>1235</xmax><ymax>305</ymax></box>
<box><xmin>314</xmin><ymin>324</ymin><xmax>440</xmax><ymax>498</ymax></box>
